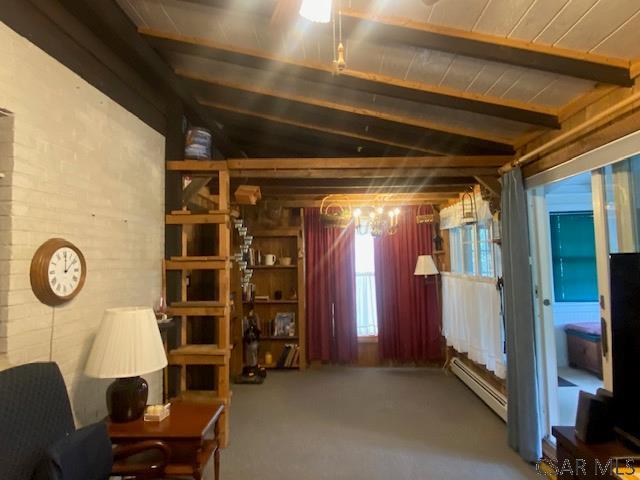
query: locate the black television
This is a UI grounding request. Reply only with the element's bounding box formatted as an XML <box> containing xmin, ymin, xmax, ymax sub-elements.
<box><xmin>610</xmin><ymin>253</ymin><xmax>640</xmax><ymax>447</ymax></box>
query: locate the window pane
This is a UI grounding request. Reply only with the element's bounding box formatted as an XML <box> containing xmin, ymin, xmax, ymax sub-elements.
<box><xmin>355</xmin><ymin>232</ymin><xmax>378</xmax><ymax>336</ymax></box>
<box><xmin>478</xmin><ymin>223</ymin><xmax>494</xmax><ymax>277</ymax></box>
<box><xmin>603</xmin><ymin>154</ymin><xmax>640</xmax><ymax>254</ymax></box>
<box><xmin>462</xmin><ymin>225</ymin><xmax>476</xmax><ymax>275</ymax></box>
<box><xmin>549</xmin><ymin>212</ymin><xmax>598</xmax><ymax>302</ymax></box>
<box><xmin>355</xmin><ymin>231</ymin><xmax>375</xmax><ymax>273</ymax></box>
<box><xmin>450</xmin><ymin>228</ymin><xmax>462</xmax><ymax>273</ymax></box>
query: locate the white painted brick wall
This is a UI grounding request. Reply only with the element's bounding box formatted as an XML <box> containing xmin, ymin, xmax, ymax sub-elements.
<box><xmin>0</xmin><ymin>22</ymin><xmax>166</xmax><ymax>425</ymax></box>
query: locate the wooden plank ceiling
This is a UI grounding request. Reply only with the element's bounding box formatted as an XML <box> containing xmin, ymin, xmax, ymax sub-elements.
<box><xmin>118</xmin><ymin>0</ymin><xmax>640</xmax><ymax>204</ymax></box>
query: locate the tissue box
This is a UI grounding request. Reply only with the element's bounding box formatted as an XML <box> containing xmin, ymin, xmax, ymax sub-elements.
<box><xmin>144</xmin><ymin>403</ymin><xmax>171</xmax><ymax>422</ymax></box>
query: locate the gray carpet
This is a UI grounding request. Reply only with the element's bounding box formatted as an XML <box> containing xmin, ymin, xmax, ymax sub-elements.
<box><xmin>222</xmin><ymin>367</ymin><xmax>537</xmax><ymax>480</ymax></box>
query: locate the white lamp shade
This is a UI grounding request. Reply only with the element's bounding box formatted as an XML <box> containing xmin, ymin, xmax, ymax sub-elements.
<box><xmin>414</xmin><ymin>255</ymin><xmax>439</xmax><ymax>276</ymax></box>
<box><xmin>299</xmin><ymin>0</ymin><xmax>332</xmax><ymax>23</ymax></box>
<box><xmin>85</xmin><ymin>307</ymin><xmax>167</xmax><ymax>379</ymax></box>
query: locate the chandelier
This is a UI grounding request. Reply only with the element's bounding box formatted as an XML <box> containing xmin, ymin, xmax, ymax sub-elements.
<box><xmin>353</xmin><ymin>204</ymin><xmax>401</xmax><ymax>237</ymax></box>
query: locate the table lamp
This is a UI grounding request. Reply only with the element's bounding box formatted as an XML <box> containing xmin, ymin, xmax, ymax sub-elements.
<box><xmin>415</xmin><ymin>255</ymin><xmax>441</xmax><ymax>320</ymax></box>
<box><xmin>414</xmin><ymin>255</ymin><xmax>439</xmax><ymax>277</ymax></box>
<box><xmin>85</xmin><ymin>307</ymin><xmax>167</xmax><ymax>423</ymax></box>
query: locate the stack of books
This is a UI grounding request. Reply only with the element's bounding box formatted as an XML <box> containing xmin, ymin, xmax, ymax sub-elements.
<box><xmin>276</xmin><ymin>344</ymin><xmax>299</xmax><ymax>368</ymax></box>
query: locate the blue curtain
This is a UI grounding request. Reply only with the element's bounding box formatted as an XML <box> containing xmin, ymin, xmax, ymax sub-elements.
<box><xmin>502</xmin><ymin>167</ymin><xmax>541</xmax><ymax>462</ymax></box>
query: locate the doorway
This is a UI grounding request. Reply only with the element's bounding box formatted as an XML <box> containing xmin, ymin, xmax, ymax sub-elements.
<box><xmin>528</xmin><ymin>148</ymin><xmax>640</xmax><ymax>443</ymax></box>
<box><xmin>528</xmin><ymin>173</ymin><xmax>603</xmax><ymax>432</ymax></box>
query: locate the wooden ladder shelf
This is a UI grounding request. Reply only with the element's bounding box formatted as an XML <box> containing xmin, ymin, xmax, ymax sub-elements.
<box><xmin>164</xmin><ymin>162</ymin><xmax>231</xmax><ymax>447</ymax></box>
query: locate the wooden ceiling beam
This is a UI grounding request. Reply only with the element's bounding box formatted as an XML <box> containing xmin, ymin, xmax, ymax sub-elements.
<box><xmin>202</xmin><ymin>100</ymin><xmax>513</xmax><ymax>155</ymax></box>
<box><xmin>231</xmin><ymin>177</ymin><xmax>476</xmax><ymax>188</ymax></box>
<box><xmin>141</xmin><ymin>28</ymin><xmax>558</xmax><ymax>128</ymax></box>
<box><xmin>202</xmin><ymin>100</ymin><xmax>449</xmax><ymax>155</ymax></box>
<box><xmin>268</xmin><ymin>199</ymin><xmax>452</xmax><ymax>208</ymax></box>
<box><xmin>181</xmin><ymin>71</ymin><xmax>521</xmax><ymax>144</ymax></box>
<box><xmin>227</xmin><ymin>156</ymin><xmax>509</xmax><ymax>170</ymax></box>
<box><xmin>226</xmin><ymin>132</ymin><xmax>359</xmax><ymax>158</ymax></box>
<box><xmin>339</xmin><ymin>9</ymin><xmax>634</xmax><ymax>87</ymax></box>
<box><xmin>475</xmin><ymin>176</ymin><xmax>502</xmax><ymax>198</ymax></box>
<box><xmin>220</xmin><ymin>117</ymin><xmax>480</xmax><ymax>156</ymax></box>
<box><xmin>224</xmin><ymin>124</ymin><xmax>422</xmax><ymax>157</ymax></box>
<box><xmin>230</xmin><ymin>168</ymin><xmax>497</xmax><ymax>179</ymax></box>
<box><xmin>176</xmin><ymin>1</ymin><xmax>635</xmax><ymax>86</ymax></box>
<box><xmin>261</xmin><ymin>185</ymin><xmax>467</xmax><ymax>195</ymax></box>
<box><xmin>262</xmin><ymin>194</ymin><xmax>457</xmax><ymax>208</ymax></box>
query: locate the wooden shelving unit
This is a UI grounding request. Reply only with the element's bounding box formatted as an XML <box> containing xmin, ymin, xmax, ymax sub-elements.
<box><xmin>231</xmin><ymin>210</ymin><xmax>306</xmax><ymax>373</ymax></box>
<box><xmin>164</xmin><ymin>160</ymin><xmax>232</xmax><ymax>447</ymax></box>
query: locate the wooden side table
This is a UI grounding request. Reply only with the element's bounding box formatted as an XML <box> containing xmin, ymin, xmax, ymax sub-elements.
<box><xmin>553</xmin><ymin>426</ymin><xmax>637</xmax><ymax>479</ymax></box>
<box><xmin>108</xmin><ymin>400</ymin><xmax>224</xmax><ymax>480</ymax></box>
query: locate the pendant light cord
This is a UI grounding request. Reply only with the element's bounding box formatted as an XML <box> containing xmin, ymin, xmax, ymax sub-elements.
<box><xmin>338</xmin><ymin>0</ymin><xmax>343</xmax><ymax>45</ymax></box>
<box><xmin>49</xmin><ymin>307</ymin><xmax>56</xmax><ymax>362</ymax></box>
<box><xmin>332</xmin><ymin>4</ymin><xmax>337</xmax><ymax>65</ymax></box>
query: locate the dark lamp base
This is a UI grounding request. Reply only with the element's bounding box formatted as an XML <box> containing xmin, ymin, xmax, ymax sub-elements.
<box><xmin>107</xmin><ymin>376</ymin><xmax>148</xmax><ymax>423</ymax></box>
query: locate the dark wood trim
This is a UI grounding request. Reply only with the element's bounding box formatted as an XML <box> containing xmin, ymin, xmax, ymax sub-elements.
<box><xmin>0</xmin><ymin>0</ymin><xmax>243</xmax><ymax>157</ymax></box>
<box><xmin>61</xmin><ymin>0</ymin><xmax>243</xmax><ymax>158</ymax></box>
<box><xmin>0</xmin><ymin>0</ymin><xmax>166</xmax><ymax>133</ymax></box>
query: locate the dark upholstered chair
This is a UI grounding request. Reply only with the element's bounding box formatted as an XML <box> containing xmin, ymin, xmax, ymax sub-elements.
<box><xmin>0</xmin><ymin>362</ymin><xmax>170</xmax><ymax>480</ymax></box>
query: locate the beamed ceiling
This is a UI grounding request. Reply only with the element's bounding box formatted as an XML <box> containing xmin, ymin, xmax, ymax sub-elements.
<box><xmin>117</xmin><ymin>0</ymin><xmax>640</xmax><ymax>202</ymax></box>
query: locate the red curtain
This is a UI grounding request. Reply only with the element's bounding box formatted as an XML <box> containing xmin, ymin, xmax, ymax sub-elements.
<box><xmin>373</xmin><ymin>206</ymin><xmax>442</xmax><ymax>362</ymax></box>
<box><xmin>304</xmin><ymin>208</ymin><xmax>358</xmax><ymax>363</ymax></box>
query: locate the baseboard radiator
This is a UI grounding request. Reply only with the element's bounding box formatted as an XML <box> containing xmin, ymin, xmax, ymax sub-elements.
<box><xmin>450</xmin><ymin>357</ymin><xmax>508</xmax><ymax>422</ymax></box>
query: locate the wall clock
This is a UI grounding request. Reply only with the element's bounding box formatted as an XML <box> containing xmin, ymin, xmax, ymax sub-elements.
<box><xmin>30</xmin><ymin>238</ymin><xmax>87</xmax><ymax>306</ymax></box>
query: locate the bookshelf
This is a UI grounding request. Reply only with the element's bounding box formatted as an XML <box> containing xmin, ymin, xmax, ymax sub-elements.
<box><xmin>231</xmin><ymin>208</ymin><xmax>306</xmax><ymax>373</ymax></box>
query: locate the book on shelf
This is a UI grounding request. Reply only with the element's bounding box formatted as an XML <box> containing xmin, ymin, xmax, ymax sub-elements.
<box><xmin>242</xmin><ymin>283</ymin><xmax>255</xmax><ymax>302</ymax></box>
<box><xmin>275</xmin><ymin>343</ymin><xmax>299</xmax><ymax>368</ymax></box>
<box><xmin>273</xmin><ymin>312</ymin><xmax>295</xmax><ymax>337</ymax></box>
<box><xmin>254</xmin><ymin>295</ymin><xmax>270</xmax><ymax>302</ymax></box>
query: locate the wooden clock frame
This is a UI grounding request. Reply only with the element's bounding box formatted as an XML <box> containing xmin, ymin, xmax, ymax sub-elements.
<box><xmin>30</xmin><ymin>238</ymin><xmax>87</xmax><ymax>306</ymax></box>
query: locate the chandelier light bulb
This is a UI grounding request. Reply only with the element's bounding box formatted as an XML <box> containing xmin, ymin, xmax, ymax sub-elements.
<box><xmin>299</xmin><ymin>0</ymin><xmax>333</xmax><ymax>23</ymax></box>
<box><xmin>353</xmin><ymin>208</ymin><xmax>361</xmax><ymax>218</ymax></box>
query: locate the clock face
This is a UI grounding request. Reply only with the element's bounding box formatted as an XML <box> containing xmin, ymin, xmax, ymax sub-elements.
<box><xmin>48</xmin><ymin>246</ymin><xmax>83</xmax><ymax>297</ymax></box>
<box><xmin>31</xmin><ymin>238</ymin><xmax>86</xmax><ymax>306</ymax></box>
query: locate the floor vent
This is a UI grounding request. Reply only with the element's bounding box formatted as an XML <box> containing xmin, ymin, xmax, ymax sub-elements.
<box><xmin>450</xmin><ymin>357</ymin><xmax>508</xmax><ymax>422</ymax></box>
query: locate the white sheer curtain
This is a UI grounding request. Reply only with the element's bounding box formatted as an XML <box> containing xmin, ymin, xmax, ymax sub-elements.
<box><xmin>442</xmin><ymin>272</ymin><xmax>506</xmax><ymax>378</ymax></box>
<box><xmin>355</xmin><ymin>232</ymin><xmax>378</xmax><ymax>336</ymax></box>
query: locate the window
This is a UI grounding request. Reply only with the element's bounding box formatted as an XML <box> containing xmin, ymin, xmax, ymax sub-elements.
<box><xmin>449</xmin><ymin>221</ymin><xmax>495</xmax><ymax>278</ymax></box>
<box><xmin>355</xmin><ymin>232</ymin><xmax>378</xmax><ymax>336</ymax></box>
<box><xmin>549</xmin><ymin>212</ymin><xmax>598</xmax><ymax>302</ymax></box>
<box><xmin>450</xmin><ymin>228</ymin><xmax>462</xmax><ymax>273</ymax></box>
<box><xmin>477</xmin><ymin>222</ymin><xmax>494</xmax><ymax>277</ymax></box>
<box><xmin>461</xmin><ymin>225</ymin><xmax>476</xmax><ymax>275</ymax></box>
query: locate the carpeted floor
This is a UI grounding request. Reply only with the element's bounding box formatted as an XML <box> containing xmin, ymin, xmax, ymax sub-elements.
<box><xmin>222</xmin><ymin>367</ymin><xmax>537</xmax><ymax>480</ymax></box>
